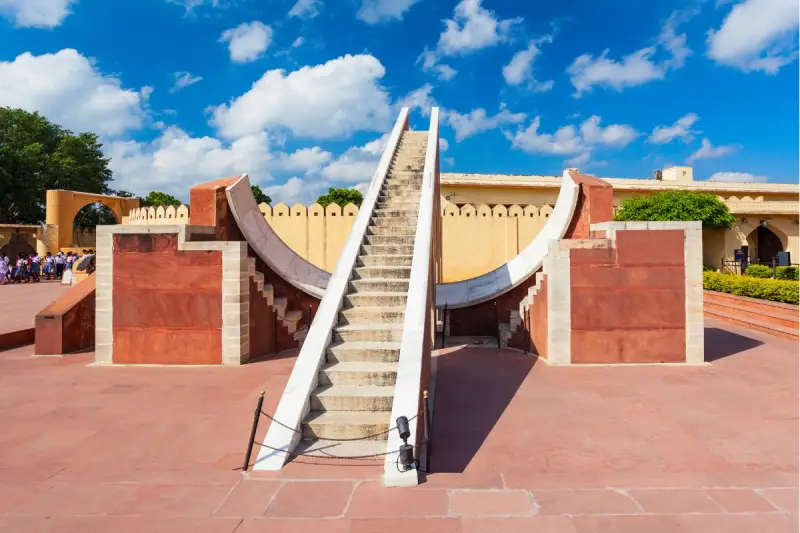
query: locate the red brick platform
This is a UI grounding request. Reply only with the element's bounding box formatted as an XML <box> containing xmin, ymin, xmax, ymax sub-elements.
<box><xmin>0</xmin><ymin>318</ymin><xmax>796</xmax><ymax>532</ymax></box>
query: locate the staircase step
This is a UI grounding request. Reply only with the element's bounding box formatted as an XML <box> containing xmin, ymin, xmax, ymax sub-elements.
<box><xmin>353</xmin><ymin>265</ymin><xmax>412</xmax><ymax>279</ymax></box>
<box><xmin>293</xmin><ymin>439</ymin><xmax>389</xmax><ymax>460</ymax></box>
<box><xmin>349</xmin><ymin>278</ymin><xmax>410</xmax><ymax>293</ymax></box>
<box><xmin>372</xmin><ymin>209</ymin><xmax>419</xmax><ymax>218</ymax></box>
<box><xmin>344</xmin><ymin>292</ymin><xmax>407</xmax><ymax>308</ymax></box>
<box><xmin>302</xmin><ymin>410</ymin><xmax>391</xmax><ymax>441</ymax></box>
<box><xmin>357</xmin><ymin>254</ymin><xmax>414</xmax><ymax>267</ymax></box>
<box><xmin>363</xmin><ymin>234</ymin><xmax>415</xmax><ymax>246</ymax></box>
<box><xmin>361</xmin><ymin>244</ymin><xmax>415</xmax><ymax>255</ymax></box>
<box><xmin>366</xmin><ymin>226</ymin><xmax>416</xmax><ymax>237</ymax></box>
<box><xmin>310</xmin><ymin>385</ymin><xmax>395</xmax><ymax>411</ymax></box>
<box><xmin>705</xmin><ymin>308</ymin><xmax>799</xmax><ymax>340</ymax></box>
<box><xmin>326</xmin><ymin>341</ymin><xmax>401</xmax><ymax>363</ymax></box>
<box><xmin>319</xmin><ymin>361</ymin><xmax>398</xmax><ymax>386</ymax></box>
<box><xmin>705</xmin><ymin>300</ymin><xmax>799</xmax><ymax>329</ymax></box>
<box><xmin>370</xmin><ymin>215</ymin><xmax>417</xmax><ymax>226</ymax></box>
<box><xmin>333</xmin><ymin>324</ymin><xmax>404</xmax><ymax>342</ymax></box>
<box><xmin>339</xmin><ymin>307</ymin><xmax>406</xmax><ymax>325</ymax></box>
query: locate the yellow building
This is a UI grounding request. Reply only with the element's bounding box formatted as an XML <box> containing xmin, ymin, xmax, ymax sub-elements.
<box><xmin>441</xmin><ymin>166</ymin><xmax>799</xmax><ymax>274</ymax></box>
<box><xmin>123</xmin><ymin>166</ymin><xmax>799</xmax><ymax>283</ymax></box>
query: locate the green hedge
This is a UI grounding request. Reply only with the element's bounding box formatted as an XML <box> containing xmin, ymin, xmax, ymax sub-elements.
<box><xmin>744</xmin><ymin>264</ymin><xmax>772</xmax><ymax>278</ymax></box>
<box><xmin>703</xmin><ymin>264</ymin><xmax>716</xmax><ymax>272</ymax></box>
<box><xmin>704</xmin><ymin>272</ymin><xmax>799</xmax><ymax>305</ymax></box>
<box><xmin>776</xmin><ymin>266</ymin><xmax>799</xmax><ymax>281</ymax></box>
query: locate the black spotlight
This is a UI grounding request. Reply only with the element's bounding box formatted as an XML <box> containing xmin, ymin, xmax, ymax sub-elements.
<box><xmin>396</xmin><ymin>416</ymin><xmax>416</xmax><ymax>472</ymax></box>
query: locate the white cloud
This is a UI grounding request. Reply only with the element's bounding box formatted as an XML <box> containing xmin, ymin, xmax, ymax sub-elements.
<box><xmin>507</xmin><ymin>115</ymin><xmax>639</xmax><ymax>166</ymax></box>
<box><xmin>166</xmin><ymin>0</ymin><xmax>222</xmax><ymax>12</ymax></box>
<box><xmin>220</xmin><ymin>21</ymin><xmax>273</xmax><ymax>63</ymax></box>
<box><xmin>439</xmin><ymin>138</ymin><xmax>449</xmax><ymax>152</ymax></box>
<box><xmin>579</xmin><ymin>115</ymin><xmax>639</xmax><ymax>147</ymax></box>
<box><xmin>291</xmin><ymin>37</ymin><xmax>305</xmax><ymax>48</ymax></box>
<box><xmin>397</xmin><ymin>83</ymin><xmax>437</xmax><ymax>115</ymax></box>
<box><xmin>708</xmin><ymin>171</ymin><xmax>768</xmax><ymax>182</ymax></box>
<box><xmin>288</xmin><ymin>0</ymin><xmax>321</xmax><ymax>19</ymax></box>
<box><xmin>686</xmin><ymin>138</ymin><xmax>740</xmax><ymax>163</ymax></box>
<box><xmin>443</xmin><ymin>156</ymin><xmax>455</xmax><ymax>166</ymax></box>
<box><xmin>0</xmin><ymin>49</ymin><xmax>148</xmax><ymax>137</ymax></box>
<box><xmin>263</xmin><ymin>177</ymin><xmax>328</xmax><ymax>205</ymax></box>
<box><xmin>320</xmin><ymin>134</ymin><xmax>388</xmax><ymax>182</ymax></box>
<box><xmin>210</xmin><ymin>54</ymin><xmax>392</xmax><ymax>140</ymax></box>
<box><xmin>170</xmin><ymin>71</ymin><xmax>203</xmax><ymax>93</ymax></box>
<box><xmin>567</xmin><ymin>10</ymin><xmax>694</xmax><ymax>96</ymax></box>
<box><xmin>357</xmin><ymin>0</ymin><xmax>422</xmax><ymax>24</ymax></box>
<box><xmin>106</xmin><ymin>128</ymin><xmax>273</xmax><ymax>197</ymax></box>
<box><xmin>707</xmin><ymin>0</ymin><xmax>798</xmax><ymax>74</ymax></box>
<box><xmin>503</xmin><ymin>38</ymin><xmax>554</xmax><ymax>91</ymax></box>
<box><xmin>648</xmin><ymin>113</ymin><xmax>699</xmax><ymax>144</ymax></box>
<box><xmin>438</xmin><ymin>0</ymin><xmax>521</xmax><ymax>56</ymax></box>
<box><xmin>444</xmin><ymin>104</ymin><xmax>527</xmax><ymax>142</ymax></box>
<box><xmin>418</xmin><ymin>50</ymin><xmax>458</xmax><ymax>81</ymax></box>
<box><xmin>277</xmin><ymin>147</ymin><xmax>333</xmax><ymax>174</ymax></box>
<box><xmin>0</xmin><ymin>0</ymin><xmax>75</xmax><ymax>27</ymax></box>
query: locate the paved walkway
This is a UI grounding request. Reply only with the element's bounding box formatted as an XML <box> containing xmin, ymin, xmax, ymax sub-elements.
<box><xmin>0</xmin><ymin>280</ymin><xmax>70</xmax><ymax>335</ymax></box>
<box><xmin>0</xmin><ymin>318</ymin><xmax>796</xmax><ymax>532</ymax></box>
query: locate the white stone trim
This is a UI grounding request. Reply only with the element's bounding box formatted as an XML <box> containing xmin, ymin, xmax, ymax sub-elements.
<box><xmin>253</xmin><ymin>108</ymin><xmax>411</xmax><ymax>472</ymax></box>
<box><xmin>92</xmin><ymin>224</ymin><xmax>249</xmax><ymax>365</ymax></box>
<box><xmin>545</xmin><ymin>241</ymin><xmax>572</xmax><ymax>365</ymax></box>
<box><xmin>435</xmin><ymin>169</ymin><xmax>580</xmax><ymax>309</ymax></box>
<box><xmin>384</xmin><ymin>108</ymin><xmax>439</xmax><ymax>487</ymax></box>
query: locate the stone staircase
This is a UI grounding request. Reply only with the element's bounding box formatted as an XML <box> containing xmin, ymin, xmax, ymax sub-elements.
<box><xmin>247</xmin><ymin>257</ymin><xmax>308</xmax><ymax>346</ymax></box>
<box><xmin>297</xmin><ymin>130</ymin><xmax>428</xmax><ymax>457</ymax></box>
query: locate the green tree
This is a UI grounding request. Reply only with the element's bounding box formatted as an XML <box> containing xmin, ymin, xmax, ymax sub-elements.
<box><xmin>141</xmin><ymin>191</ymin><xmax>182</xmax><ymax>207</ymax></box>
<box><xmin>614</xmin><ymin>191</ymin><xmax>735</xmax><ymax>229</ymax></box>
<box><xmin>316</xmin><ymin>187</ymin><xmax>363</xmax><ymax>208</ymax></box>
<box><xmin>251</xmin><ymin>185</ymin><xmax>271</xmax><ymax>205</ymax></box>
<box><xmin>0</xmin><ymin>107</ymin><xmax>113</xmax><ymax>224</ymax></box>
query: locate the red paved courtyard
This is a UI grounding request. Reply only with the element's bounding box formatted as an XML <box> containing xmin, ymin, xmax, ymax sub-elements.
<box><xmin>0</xmin><ymin>317</ymin><xmax>796</xmax><ymax>532</ymax></box>
<box><xmin>0</xmin><ymin>281</ymin><xmax>70</xmax><ymax>336</ymax></box>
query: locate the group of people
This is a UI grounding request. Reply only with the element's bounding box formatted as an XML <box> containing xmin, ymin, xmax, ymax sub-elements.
<box><xmin>0</xmin><ymin>250</ymin><xmax>94</xmax><ymax>284</ymax></box>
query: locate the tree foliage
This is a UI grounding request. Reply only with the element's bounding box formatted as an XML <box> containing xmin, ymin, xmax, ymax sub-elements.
<box><xmin>0</xmin><ymin>107</ymin><xmax>113</xmax><ymax>224</ymax></box>
<box><xmin>251</xmin><ymin>185</ymin><xmax>271</xmax><ymax>205</ymax></box>
<box><xmin>140</xmin><ymin>191</ymin><xmax>182</xmax><ymax>207</ymax></box>
<box><xmin>614</xmin><ymin>191</ymin><xmax>735</xmax><ymax>229</ymax></box>
<box><xmin>316</xmin><ymin>187</ymin><xmax>363</xmax><ymax>208</ymax></box>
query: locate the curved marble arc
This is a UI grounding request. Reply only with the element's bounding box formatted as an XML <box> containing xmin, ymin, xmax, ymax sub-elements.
<box><xmin>434</xmin><ymin>169</ymin><xmax>579</xmax><ymax>309</ymax></box>
<box><xmin>226</xmin><ymin>174</ymin><xmax>329</xmax><ymax>298</ymax></box>
<box><xmin>226</xmin><ymin>169</ymin><xmax>579</xmax><ymax>309</ymax></box>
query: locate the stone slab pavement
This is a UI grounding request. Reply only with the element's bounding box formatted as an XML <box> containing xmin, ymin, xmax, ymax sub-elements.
<box><xmin>0</xmin><ymin>317</ymin><xmax>796</xmax><ymax>532</ymax></box>
<box><xmin>0</xmin><ymin>280</ymin><xmax>70</xmax><ymax>335</ymax></box>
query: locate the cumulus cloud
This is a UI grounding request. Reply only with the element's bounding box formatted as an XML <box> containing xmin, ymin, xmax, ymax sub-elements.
<box><xmin>437</xmin><ymin>0</ymin><xmax>521</xmax><ymax>56</ymax></box>
<box><xmin>0</xmin><ymin>49</ymin><xmax>149</xmax><ymax>137</ymax></box>
<box><xmin>166</xmin><ymin>0</ymin><xmax>223</xmax><ymax>12</ymax></box>
<box><xmin>419</xmin><ymin>0</ymin><xmax>521</xmax><ymax>81</ymax></box>
<box><xmin>707</xmin><ymin>0</ymin><xmax>798</xmax><ymax>73</ymax></box>
<box><xmin>648</xmin><ymin>113</ymin><xmax>699</xmax><ymax>144</ymax></box>
<box><xmin>396</xmin><ymin>83</ymin><xmax>437</xmax><ymax>115</ymax></box>
<box><xmin>357</xmin><ymin>0</ymin><xmax>422</xmax><ymax>24</ymax></box>
<box><xmin>708</xmin><ymin>172</ymin><xmax>768</xmax><ymax>182</ymax></box>
<box><xmin>506</xmin><ymin>115</ymin><xmax>638</xmax><ymax>166</ymax></box>
<box><xmin>0</xmin><ymin>0</ymin><xmax>76</xmax><ymax>27</ymax></box>
<box><xmin>210</xmin><ymin>54</ymin><xmax>392</xmax><ymax>140</ymax></box>
<box><xmin>169</xmin><ymin>71</ymin><xmax>203</xmax><ymax>93</ymax></box>
<box><xmin>277</xmin><ymin>147</ymin><xmax>333</xmax><ymax>174</ymax></box>
<box><xmin>320</xmin><ymin>134</ymin><xmax>388</xmax><ymax>182</ymax></box>
<box><xmin>567</xmin><ymin>10</ymin><xmax>695</xmax><ymax>96</ymax></box>
<box><xmin>444</xmin><ymin>104</ymin><xmax>527</xmax><ymax>142</ymax></box>
<box><xmin>439</xmin><ymin>138</ymin><xmax>449</xmax><ymax>152</ymax></box>
<box><xmin>502</xmin><ymin>37</ymin><xmax>554</xmax><ymax>91</ymax></box>
<box><xmin>106</xmin><ymin>128</ymin><xmax>272</xmax><ymax>197</ymax></box>
<box><xmin>686</xmin><ymin>138</ymin><xmax>740</xmax><ymax>163</ymax></box>
<box><xmin>220</xmin><ymin>21</ymin><xmax>273</xmax><ymax>63</ymax></box>
<box><xmin>288</xmin><ymin>0</ymin><xmax>321</xmax><ymax>19</ymax></box>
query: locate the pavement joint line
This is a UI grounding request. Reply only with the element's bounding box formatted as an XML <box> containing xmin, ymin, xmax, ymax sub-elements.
<box><xmin>752</xmin><ymin>487</ymin><xmax>792</xmax><ymax>512</ymax></box>
<box><xmin>259</xmin><ymin>479</ymin><xmax>286</xmax><ymax>517</ymax></box>
<box><xmin>614</xmin><ymin>488</ymin><xmax>644</xmax><ymax>512</ymax></box>
<box><xmin>211</xmin><ymin>479</ymin><xmax>242</xmax><ymax>517</ymax></box>
<box><xmin>338</xmin><ymin>480</ymin><xmax>359</xmax><ymax>519</ymax></box>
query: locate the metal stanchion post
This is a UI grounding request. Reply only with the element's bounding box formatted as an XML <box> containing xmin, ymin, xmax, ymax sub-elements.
<box><xmin>422</xmin><ymin>390</ymin><xmax>431</xmax><ymax>472</ymax></box>
<box><xmin>242</xmin><ymin>390</ymin><xmax>265</xmax><ymax>472</ymax></box>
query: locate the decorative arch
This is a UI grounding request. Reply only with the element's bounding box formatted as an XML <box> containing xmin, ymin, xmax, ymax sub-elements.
<box><xmin>44</xmin><ymin>190</ymin><xmax>139</xmax><ymax>254</ymax></box>
<box><xmin>745</xmin><ymin>222</ymin><xmax>788</xmax><ymax>263</ymax></box>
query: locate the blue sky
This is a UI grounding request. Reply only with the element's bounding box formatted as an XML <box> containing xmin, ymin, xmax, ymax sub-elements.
<box><xmin>0</xmin><ymin>0</ymin><xmax>797</xmax><ymax>203</ymax></box>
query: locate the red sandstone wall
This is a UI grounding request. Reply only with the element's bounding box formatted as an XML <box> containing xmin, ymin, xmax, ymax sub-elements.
<box><xmin>35</xmin><ymin>275</ymin><xmax>96</xmax><ymax>355</ymax></box>
<box><xmin>569</xmin><ymin>230</ymin><xmax>686</xmax><ymax>363</ymax></box>
<box><xmin>112</xmin><ymin>234</ymin><xmax>223</xmax><ymax>365</ymax></box>
<box><xmin>564</xmin><ymin>173</ymin><xmax>614</xmax><ymax>239</ymax></box>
